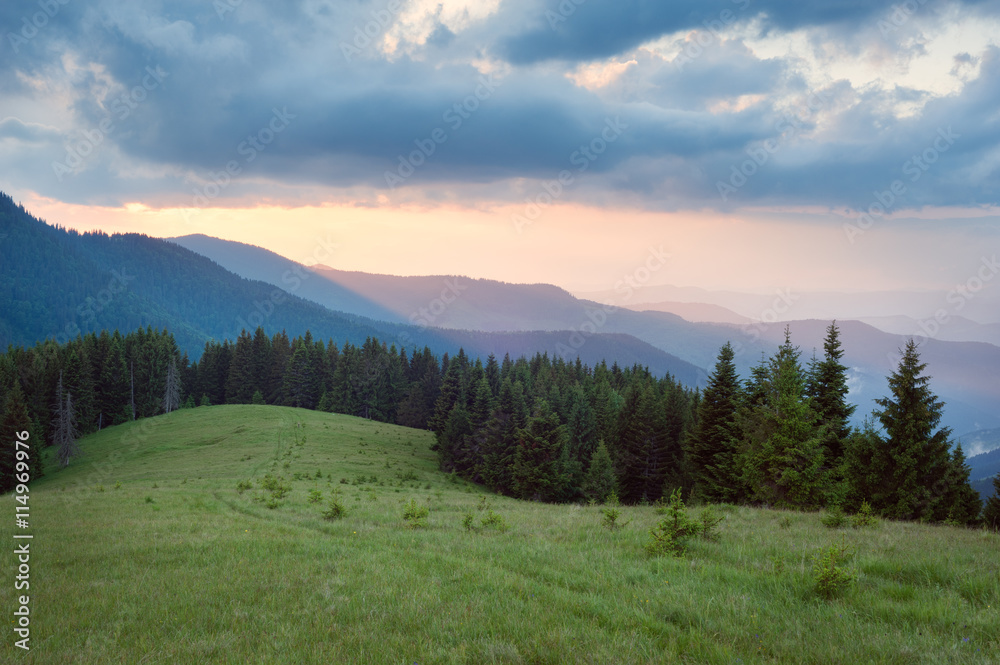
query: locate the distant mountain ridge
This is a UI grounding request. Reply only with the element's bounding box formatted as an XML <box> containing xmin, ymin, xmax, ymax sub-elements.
<box><xmin>168</xmin><ymin>233</ymin><xmax>1000</xmax><ymax>437</ymax></box>
<box><xmin>0</xmin><ymin>194</ymin><xmax>705</xmax><ymax>385</ymax></box>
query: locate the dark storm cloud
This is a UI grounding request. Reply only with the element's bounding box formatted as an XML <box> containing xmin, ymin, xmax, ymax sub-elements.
<box><xmin>1</xmin><ymin>0</ymin><xmax>998</xmax><ymax>211</ymax></box>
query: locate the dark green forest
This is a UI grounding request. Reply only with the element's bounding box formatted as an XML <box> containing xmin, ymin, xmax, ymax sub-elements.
<box><xmin>1</xmin><ymin>321</ymin><xmax>992</xmax><ymax>528</ymax></box>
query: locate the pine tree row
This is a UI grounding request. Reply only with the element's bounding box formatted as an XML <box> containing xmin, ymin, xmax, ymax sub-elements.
<box><xmin>0</xmin><ymin>322</ymin><xmax>989</xmax><ymax>526</ymax></box>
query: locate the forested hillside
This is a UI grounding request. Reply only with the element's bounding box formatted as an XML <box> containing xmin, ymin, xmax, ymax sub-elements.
<box><xmin>0</xmin><ymin>193</ymin><xmax>705</xmax><ymax>383</ymax></box>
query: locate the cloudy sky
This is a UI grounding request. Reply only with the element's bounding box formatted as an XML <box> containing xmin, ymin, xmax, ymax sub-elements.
<box><xmin>2</xmin><ymin>0</ymin><xmax>999</xmax><ymax>293</ymax></box>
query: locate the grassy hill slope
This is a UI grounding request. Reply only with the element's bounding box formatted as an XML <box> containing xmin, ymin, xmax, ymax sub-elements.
<box><xmin>4</xmin><ymin>406</ymin><xmax>999</xmax><ymax>664</ymax></box>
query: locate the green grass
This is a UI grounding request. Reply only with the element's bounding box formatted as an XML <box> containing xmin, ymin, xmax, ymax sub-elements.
<box><xmin>3</xmin><ymin>405</ymin><xmax>998</xmax><ymax>664</ymax></box>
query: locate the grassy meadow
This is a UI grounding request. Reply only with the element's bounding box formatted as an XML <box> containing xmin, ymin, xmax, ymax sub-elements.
<box><xmin>2</xmin><ymin>404</ymin><xmax>998</xmax><ymax>664</ymax></box>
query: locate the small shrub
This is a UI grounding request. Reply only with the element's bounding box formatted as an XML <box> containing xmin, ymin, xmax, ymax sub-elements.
<box><xmin>403</xmin><ymin>499</ymin><xmax>429</xmax><ymax>528</ymax></box>
<box><xmin>308</xmin><ymin>489</ymin><xmax>323</xmax><ymax>504</ymax></box>
<box><xmin>778</xmin><ymin>515</ymin><xmax>792</xmax><ymax>530</ymax></box>
<box><xmin>396</xmin><ymin>470</ymin><xmax>418</xmax><ymax>482</ymax></box>
<box><xmin>95</xmin><ymin>484</ymin><xmax>105</xmax><ymax>493</ymax></box>
<box><xmin>114</xmin><ymin>481</ymin><xmax>122</xmax><ymax>490</ymax></box>
<box><xmin>698</xmin><ymin>505</ymin><xmax>724</xmax><ymax>540</ymax></box>
<box><xmin>265</xmin><ymin>496</ymin><xmax>281</xmax><ymax>510</ymax></box>
<box><xmin>645</xmin><ymin>489</ymin><xmax>701</xmax><ymax>557</ymax></box>
<box><xmin>260</xmin><ymin>474</ymin><xmax>291</xmax><ymax>499</ymax></box>
<box><xmin>812</xmin><ymin>543</ymin><xmax>856</xmax><ymax>599</ymax></box>
<box><xmin>322</xmin><ymin>497</ymin><xmax>346</xmax><ymax>520</ymax></box>
<box><xmin>851</xmin><ymin>500</ymin><xmax>879</xmax><ymax>528</ymax></box>
<box><xmin>821</xmin><ymin>506</ymin><xmax>848</xmax><ymax>528</ymax></box>
<box><xmin>477</xmin><ymin>496</ymin><xmax>492</xmax><ymax>512</ymax></box>
<box><xmin>462</xmin><ymin>512</ymin><xmax>476</xmax><ymax>531</ymax></box>
<box><xmin>480</xmin><ymin>510</ymin><xmax>509</xmax><ymax>532</ymax></box>
<box><xmin>236</xmin><ymin>480</ymin><xmax>253</xmax><ymax>494</ymax></box>
<box><xmin>601</xmin><ymin>505</ymin><xmax>629</xmax><ymax>531</ymax></box>
<box><xmin>144</xmin><ymin>496</ymin><xmax>154</xmax><ymax>504</ymax></box>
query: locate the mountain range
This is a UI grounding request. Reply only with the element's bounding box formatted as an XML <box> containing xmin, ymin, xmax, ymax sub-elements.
<box><xmin>0</xmin><ymin>193</ymin><xmax>703</xmax><ymax>384</ymax></box>
<box><xmin>1</xmin><ymin>190</ymin><xmax>997</xmax><ymax>455</ymax></box>
<box><xmin>170</xmin><ymin>233</ymin><xmax>1000</xmax><ymax>439</ymax></box>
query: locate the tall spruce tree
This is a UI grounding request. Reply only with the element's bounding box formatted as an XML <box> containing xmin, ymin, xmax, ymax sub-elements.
<box><xmin>805</xmin><ymin>321</ymin><xmax>856</xmax><ymax>469</ymax></box>
<box><xmin>941</xmin><ymin>443</ymin><xmax>981</xmax><ymax>525</ymax></box>
<box><xmin>870</xmin><ymin>339</ymin><xmax>954</xmax><ymax>521</ymax></box>
<box><xmin>511</xmin><ymin>399</ymin><xmax>569</xmax><ymax>502</ymax></box>
<box><xmin>738</xmin><ymin>328</ymin><xmax>828</xmax><ymax>508</ymax></box>
<box><xmin>686</xmin><ymin>342</ymin><xmax>742</xmax><ymax>503</ymax></box>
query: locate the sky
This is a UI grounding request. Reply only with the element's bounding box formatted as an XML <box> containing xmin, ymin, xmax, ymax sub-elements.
<box><xmin>2</xmin><ymin>0</ymin><xmax>999</xmax><ymax>294</ymax></box>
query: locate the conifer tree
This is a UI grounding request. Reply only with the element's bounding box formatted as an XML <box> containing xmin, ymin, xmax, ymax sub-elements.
<box><xmin>566</xmin><ymin>385</ymin><xmax>598</xmax><ymax>469</ymax></box>
<box><xmin>941</xmin><ymin>443</ymin><xmax>981</xmax><ymax>525</ymax></box>
<box><xmin>430</xmin><ymin>349</ymin><xmax>466</xmax><ymax>435</ymax></box>
<box><xmin>739</xmin><ymin>328</ymin><xmax>828</xmax><ymax>508</ymax></box>
<box><xmin>805</xmin><ymin>321</ymin><xmax>856</xmax><ymax>467</ymax></box>
<box><xmin>438</xmin><ymin>402</ymin><xmax>473</xmax><ymax>473</ymax></box>
<box><xmin>469</xmin><ymin>377</ymin><xmax>495</xmax><ymax>430</ymax></box>
<box><xmin>511</xmin><ymin>399</ymin><xmax>569</xmax><ymax>502</ymax></box>
<box><xmin>582</xmin><ymin>439</ymin><xmax>617</xmax><ymax>503</ymax></box>
<box><xmin>97</xmin><ymin>331</ymin><xmax>130</xmax><ymax>426</ymax></box>
<box><xmin>478</xmin><ymin>378</ymin><xmax>523</xmax><ymax>494</ymax></box>
<box><xmin>686</xmin><ymin>342</ymin><xmax>742</xmax><ymax>503</ymax></box>
<box><xmin>870</xmin><ymin>339</ymin><xmax>953</xmax><ymax>521</ymax></box>
<box><xmin>614</xmin><ymin>383</ymin><xmax>671</xmax><ymax>504</ymax></box>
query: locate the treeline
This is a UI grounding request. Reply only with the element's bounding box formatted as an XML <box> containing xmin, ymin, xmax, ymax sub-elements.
<box><xmin>685</xmin><ymin>325</ymin><xmax>982</xmax><ymax>524</ymax></box>
<box><xmin>0</xmin><ymin>323</ymin><xmax>990</xmax><ymax>527</ymax></box>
